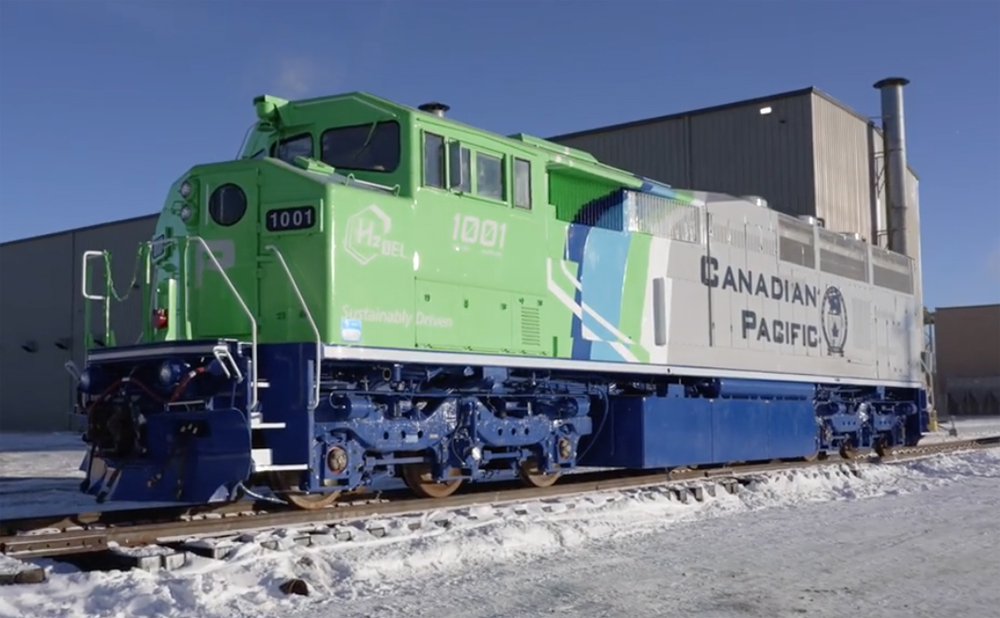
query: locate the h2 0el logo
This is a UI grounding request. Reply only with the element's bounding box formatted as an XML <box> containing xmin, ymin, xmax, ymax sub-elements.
<box><xmin>344</xmin><ymin>204</ymin><xmax>407</xmax><ymax>265</ymax></box>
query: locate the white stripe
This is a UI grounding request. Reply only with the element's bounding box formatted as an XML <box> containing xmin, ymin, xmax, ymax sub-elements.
<box><xmin>321</xmin><ymin>344</ymin><xmax>922</xmax><ymax>389</ymax></box>
<box><xmin>581</xmin><ymin>301</ymin><xmax>635</xmax><ymax>346</ymax></box>
<box><xmin>610</xmin><ymin>341</ymin><xmax>640</xmax><ymax>363</ymax></box>
<box><xmin>544</xmin><ymin>262</ymin><xmax>600</xmax><ymax>341</ymax></box>
<box><xmin>560</xmin><ymin>259</ymin><xmax>582</xmax><ymax>291</ymax></box>
<box><xmin>547</xmin><ymin>258</ymin><xmax>635</xmax><ymax>346</ymax></box>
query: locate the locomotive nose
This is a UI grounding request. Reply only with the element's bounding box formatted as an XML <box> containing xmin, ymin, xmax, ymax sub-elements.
<box><xmin>81</xmin><ymin>406</ymin><xmax>253</xmax><ymax>504</ymax></box>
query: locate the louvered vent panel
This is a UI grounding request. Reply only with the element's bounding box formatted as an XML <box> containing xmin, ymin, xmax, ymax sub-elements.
<box><xmin>520</xmin><ymin>306</ymin><xmax>541</xmax><ymax>347</ymax></box>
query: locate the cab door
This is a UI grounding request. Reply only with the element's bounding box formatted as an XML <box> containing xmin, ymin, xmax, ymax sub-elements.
<box><xmin>189</xmin><ymin>168</ymin><xmax>260</xmax><ymax>340</ymax></box>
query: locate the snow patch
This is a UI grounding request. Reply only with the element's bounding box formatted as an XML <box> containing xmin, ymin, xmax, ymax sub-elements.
<box><xmin>1</xmin><ymin>448</ymin><xmax>998</xmax><ymax>618</ymax></box>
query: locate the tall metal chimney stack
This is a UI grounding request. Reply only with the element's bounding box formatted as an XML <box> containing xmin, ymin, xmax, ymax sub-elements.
<box><xmin>874</xmin><ymin>77</ymin><xmax>927</xmax><ymax>403</ymax></box>
<box><xmin>873</xmin><ymin>77</ymin><xmax>911</xmax><ymax>256</ymax></box>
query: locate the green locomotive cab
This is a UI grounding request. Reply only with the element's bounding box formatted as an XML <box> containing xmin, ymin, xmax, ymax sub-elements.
<box><xmin>144</xmin><ymin>91</ymin><xmax>563</xmax><ymax>357</ymax></box>
<box><xmin>145</xmin><ymin>93</ymin><xmax>418</xmax><ymax>349</ymax></box>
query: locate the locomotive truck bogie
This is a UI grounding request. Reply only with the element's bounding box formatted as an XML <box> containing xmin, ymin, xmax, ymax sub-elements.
<box><xmin>261</xmin><ymin>349</ymin><xmax>595</xmax><ymax>496</ymax></box>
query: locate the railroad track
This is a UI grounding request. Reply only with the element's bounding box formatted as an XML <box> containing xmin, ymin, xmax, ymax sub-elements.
<box><xmin>1</xmin><ymin>435</ymin><xmax>998</xmax><ymax>583</ymax></box>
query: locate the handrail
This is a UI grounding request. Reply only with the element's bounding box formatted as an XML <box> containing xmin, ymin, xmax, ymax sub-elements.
<box><xmin>81</xmin><ymin>245</ymin><xmax>148</xmax><ymax>347</ymax></box>
<box><xmin>144</xmin><ymin>236</ymin><xmax>192</xmax><ymax>341</ymax></box>
<box><xmin>265</xmin><ymin>244</ymin><xmax>322</xmax><ymax>411</ymax></box>
<box><xmin>81</xmin><ymin>235</ymin><xmax>259</xmax><ymax>411</ymax></box>
<box><xmin>81</xmin><ymin>250</ymin><xmax>112</xmax><ymax>347</ymax></box>
<box><xmin>81</xmin><ymin>251</ymin><xmax>108</xmax><ymax>301</ymax></box>
<box><xmin>187</xmin><ymin>236</ymin><xmax>259</xmax><ymax>412</ymax></box>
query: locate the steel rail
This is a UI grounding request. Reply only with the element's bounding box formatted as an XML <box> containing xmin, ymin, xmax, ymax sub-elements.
<box><xmin>3</xmin><ymin>435</ymin><xmax>998</xmax><ymax>560</ymax></box>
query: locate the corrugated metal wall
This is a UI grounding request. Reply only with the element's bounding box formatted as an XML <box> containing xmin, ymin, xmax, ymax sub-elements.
<box><xmin>0</xmin><ymin>233</ymin><xmax>77</xmax><ymax>432</ymax></box>
<box><xmin>551</xmin><ymin>92</ymin><xmax>816</xmax><ymax>218</ymax></box>
<box><xmin>810</xmin><ymin>95</ymin><xmax>875</xmax><ymax>240</ymax></box>
<box><xmin>551</xmin><ymin>119</ymin><xmax>692</xmax><ymax>189</ymax></box>
<box><xmin>0</xmin><ymin>215</ymin><xmax>157</xmax><ymax>432</ymax></box>
<box><xmin>689</xmin><ymin>95</ymin><xmax>815</xmax><ymax>216</ymax></box>
<box><xmin>903</xmin><ymin>172</ymin><xmax>923</xmax><ymax>308</ymax></box>
<box><xmin>935</xmin><ymin>305</ymin><xmax>1000</xmax><ymax>380</ymax></box>
<box><xmin>551</xmin><ymin>91</ymin><xmax>923</xmax><ymax>256</ymax></box>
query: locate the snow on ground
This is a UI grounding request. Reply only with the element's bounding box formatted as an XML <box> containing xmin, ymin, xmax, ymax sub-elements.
<box><xmin>0</xmin><ymin>432</ymin><xmax>181</xmax><ymax>517</ymax></box>
<box><xmin>0</xmin><ymin>425</ymin><xmax>998</xmax><ymax>618</ymax></box>
<box><xmin>918</xmin><ymin>414</ymin><xmax>1000</xmax><ymax>443</ymax></box>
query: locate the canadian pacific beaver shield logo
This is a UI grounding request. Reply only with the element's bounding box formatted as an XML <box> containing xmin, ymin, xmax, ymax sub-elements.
<box><xmin>820</xmin><ymin>286</ymin><xmax>848</xmax><ymax>356</ymax></box>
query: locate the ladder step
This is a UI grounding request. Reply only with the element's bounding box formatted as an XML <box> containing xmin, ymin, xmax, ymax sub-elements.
<box><xmin>255</xmin><ymin>464</ymin><xmax>309</xmax><ymax>472</ymax></box>
<box><xmin>252</xmin><ymin>421</ymin><xmax>286</xmax><ymax>429</ymax></box>
<box><xmin>251</xmin><ymin>449</ymin><xmax>309</xmax><ymax>472</ymax></box>
<box><xmin>249</xmin><ymin>411</ymin><xmax>285</xmax><ymax>430</ymax></box>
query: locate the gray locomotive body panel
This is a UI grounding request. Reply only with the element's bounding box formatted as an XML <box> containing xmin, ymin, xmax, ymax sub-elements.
<box><xmin>634</xmin><ymin>191</ymin><xmax>921</xmax><ymax>388</ymax></box>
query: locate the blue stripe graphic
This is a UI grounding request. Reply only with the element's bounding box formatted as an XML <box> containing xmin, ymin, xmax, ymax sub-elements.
<box><xmin>580</xmin><ymin>228</ymin><xmax>631</xmax><ymax>361</ymax></box>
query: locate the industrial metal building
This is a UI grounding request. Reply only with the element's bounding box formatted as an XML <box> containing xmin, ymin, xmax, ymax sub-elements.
<box><xmin>548</xmin><ymin>84</ymin><xmax>923</xmax><ymax>304</ymax></box>
<box><xmin>932</xmin><ymin>304</ymin><xmax>1000</xmax><ymax>417</ymax></box>
<box><xmin>0</xmin><ymin>214</ymin><xmax>158</xmax><ymax>431</ymax></box>
<box><xmin>0</xmin><ymin>80</ymin><xmax>945</xmax><ymax>432</ymax></box>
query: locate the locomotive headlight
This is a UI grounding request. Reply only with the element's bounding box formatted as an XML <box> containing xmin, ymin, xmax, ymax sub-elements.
<box><xmin>158</xmin><ymin>360</ymin><xmax>190</xmax><ymax>386</ymax></box>
<box><xmin>158</xmin><ymin>362</ymin><xmax>173</xmax><ymax>385</ymax></box>
<box><xmin>179</xmin><ymin>181</ymin><xmax>193</xmax><ymax>198</ymax></box>
<box><xmin>77</xmin><ymin>367</ymin><xmax>106</xmax><ymax>395</ymax></box>
<box><xmin>179</xmin><ymin>205</ymin><xmax>193</xmax><ymax>222</ymax></box>
<box><xmin>79</xmin><ymin>369</ymin><xmax>92</xmax><ymax>393</ymax></box>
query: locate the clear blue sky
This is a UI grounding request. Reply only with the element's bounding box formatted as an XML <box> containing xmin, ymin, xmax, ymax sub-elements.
<box><xmin>0</xmin><ymin>0</ymin><xmax>997</xmax><ymax>309</ymax></box>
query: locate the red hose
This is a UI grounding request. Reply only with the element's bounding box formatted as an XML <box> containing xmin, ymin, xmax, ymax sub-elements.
<box><xmin>168</xmin><ymin>367</ymin><xmax>207</xmax><ymax>403</ymax></box>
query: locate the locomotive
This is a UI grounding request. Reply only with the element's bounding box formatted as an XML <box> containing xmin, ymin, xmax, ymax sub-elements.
<box><xmin>71</xmin><ymin>92</ymin><xmax>928</xmax><ymax>509</ymax></box>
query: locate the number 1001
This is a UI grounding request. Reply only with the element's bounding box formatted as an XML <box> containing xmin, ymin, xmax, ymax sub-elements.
<box><xmin>266</xmin><ymin>206</ymin><xmax>316</xmax><ymax>232</ymax></box>
<box><xmin>452</xmin><ymin>214</ymin><xmax>507</xmax><ymax>249</ymax></box>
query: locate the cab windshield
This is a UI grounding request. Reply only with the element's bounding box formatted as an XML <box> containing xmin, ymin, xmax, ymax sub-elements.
<box><xmin>321</xmin><ymin>121</ymin><xmax>400</xmax><ymax>173</ymax></box>
<box><xmin>267</xmin><ymin>120</ymin><xmax>401</xmax><ymax>173</ymax></box>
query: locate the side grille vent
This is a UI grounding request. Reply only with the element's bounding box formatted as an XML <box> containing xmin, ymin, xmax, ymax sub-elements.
<box><xmin>520</xmin><ymin>306</ymin><xmax>541</xmax><ymax>347</ymax></box>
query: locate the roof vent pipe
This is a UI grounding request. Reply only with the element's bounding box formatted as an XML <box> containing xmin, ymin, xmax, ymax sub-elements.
<box><xmin>873</xmin><ymin>77</ymin><xmax>911</xmax><ymax>257</ymax></box>
<box><xmin>418</xmin><ymin>102</ymin><xmax>450</xmax><ymax>118</ymax></box>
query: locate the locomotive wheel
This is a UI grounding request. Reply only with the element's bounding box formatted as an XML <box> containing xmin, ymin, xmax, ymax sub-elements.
<box><xmin>284</xmin><ymin>490</ymin><xmax>342</xmax><ymax>510</ymax></box>
<box><xmin>839</xmin><ymin>440</ymin><xmax>859</xmax><ymax>461</ymax></box>
<box><xmin>269</xmin><ymin>471</ymin><xmax>341</xmax><ymax>510</ymax></box>
<box><xmin>518</xmin><ymin>459</ymin><xmax>561</xmax><ymax>488</ymax></box>
<box><xmin>874</xmin><ymin>437</ymin><xmax>894</xmax><ymax>458</ymax></box>
<box><xmin>402</xmin><ymin>463</ymin><xmax>463</xmax><ymax>499</ymax></box>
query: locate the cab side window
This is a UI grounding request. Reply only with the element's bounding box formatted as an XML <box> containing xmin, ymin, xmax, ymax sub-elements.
<box><xmin>513</xmin><ymin>158</ymin><xmax>532</xmax><ymax>209</ymax></box>
<box><xmin>424</xmin><ymin>133</ymin><xmax>445</xmax><ymax>188</ymax></box>
<box><xmin>452</xmin><ymin>144</ymin><xmax>471</xmax><ymax>193</ymax></box>
<box><xmin>419</xmin><ymin>132</ymin><xmax>532</xmax><ymax>211</ymax></box>
<box><xmin>273</xmin><ymin>134</ymin><xmax>313</xmax><ymax>164</ymax></box>
<box><xmin>476</xmin><ymin>152</ymin><xmax>504</xmax><ymax>201</ymax></box>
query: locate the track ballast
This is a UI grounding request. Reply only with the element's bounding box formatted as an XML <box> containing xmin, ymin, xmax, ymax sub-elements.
<box><xmin>2</xmin><ymin>435</ymin><xmax>997</xmax><ymax>584</ymax></box>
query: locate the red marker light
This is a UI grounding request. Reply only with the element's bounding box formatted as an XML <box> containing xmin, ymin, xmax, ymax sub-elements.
<box><xmin>153</xmin><ymin>309</ymin><xmax>169</xmax><ymax>330</ymax></box>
